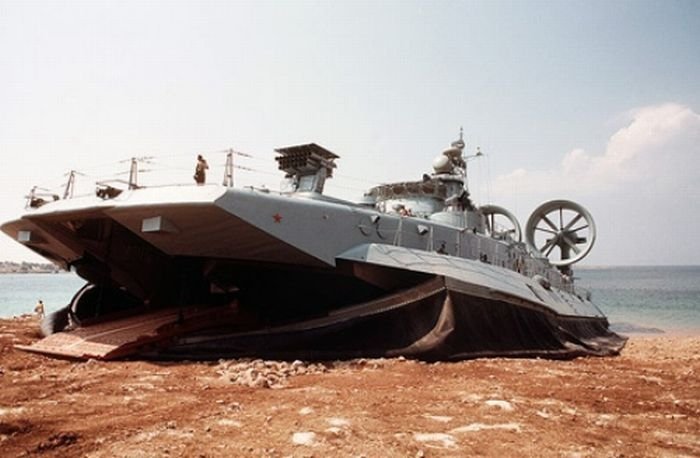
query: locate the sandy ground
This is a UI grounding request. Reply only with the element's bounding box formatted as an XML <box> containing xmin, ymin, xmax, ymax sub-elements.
<box><xmin>0</xmin><ymin>315</ymin><xmax>698</xmax><ymax>457</ymax></box>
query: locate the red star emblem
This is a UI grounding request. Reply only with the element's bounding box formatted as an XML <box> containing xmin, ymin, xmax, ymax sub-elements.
<box><xmin>272</xmin><ymin>213</ymin><xmax>283</xmax><ymax>223</ymax></box>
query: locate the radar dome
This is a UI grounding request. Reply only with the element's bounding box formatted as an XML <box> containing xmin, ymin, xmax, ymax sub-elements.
<box><xmin>432</xmin><ymin>155</ymin><xmax>452</xmax><ymax>173</ymax></box>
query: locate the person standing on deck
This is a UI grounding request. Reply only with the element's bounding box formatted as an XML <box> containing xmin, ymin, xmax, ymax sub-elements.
<box><xmin>34</xmin><ymin>300</ymin><xmax>45</xmax><ymax>319</ymax></box>
<box><xmin>194</xmin><ymin>154</ymin><xmax>209</xmax><ymax>185</ymax></box>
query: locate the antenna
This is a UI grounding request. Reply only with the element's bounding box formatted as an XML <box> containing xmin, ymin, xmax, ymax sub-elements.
<box><xmin>451</xmin><ymin>126</ymin><xmax>466</xmax><ymax>150</ymax></box>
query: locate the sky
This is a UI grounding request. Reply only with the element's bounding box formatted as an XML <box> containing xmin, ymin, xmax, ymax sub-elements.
<box><xmin>1</xmin><ymin>0</ymin><xmax>699</xmax><ymax>266</ymax></box>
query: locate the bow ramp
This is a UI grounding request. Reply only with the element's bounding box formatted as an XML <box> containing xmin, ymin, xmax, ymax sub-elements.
<box><xmin>16</xmin><ymin>306</ymin><xmax>236</xmax><ymax>360</ymax></box>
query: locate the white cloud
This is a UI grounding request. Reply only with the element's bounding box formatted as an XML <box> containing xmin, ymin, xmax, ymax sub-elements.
<box><xmin>489</xmin><ymin>103</ymin><xmax>700</xmax><ymax>265</ymax></box>
<box><xmin>493</xmin><ymin>103</ymin><xmax>700</xmax><ymax>199</ymax></box>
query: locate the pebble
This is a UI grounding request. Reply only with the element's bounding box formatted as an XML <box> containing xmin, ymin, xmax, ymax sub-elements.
<box><xmin>327</xmin><ymin>417</ymin><xmax>350</xmax><ymax>427</ymax></box>
<box><xmin>485</xmin><ymin>399</ymin><xmax>514</xmax><ymax>411</ymax></box>
<box><xmin>215</xmin><ymin>357</ymin><xmax>394</xmax><ymax>389</ymax></box>
<box><xmin>423</xmin><ymin>414</ymin><xmax>452</xmax><ymax>423</ymax></box>
<box><xmin>292</xmin><ymin>431</ymin><xmax>316</xmax><ymax>446</ymax></box>
<box><xmin>216</xmin><ymin>359</ymin><xmax>329</xmax><ymax>389</ymax></box>
<box><xmin>217</xmin><ymin>419</ymin><xmax>242</xmax><ymax>427</ymax></box>
<box><xmin>413</xmin><ymin>432</ymin><xmax>457</xmax><ymax>448</ymax></box>
<box><xmin>450</xmin><ymin>422</ymin><xmax>522</xmax><ymax>433</ymax></box>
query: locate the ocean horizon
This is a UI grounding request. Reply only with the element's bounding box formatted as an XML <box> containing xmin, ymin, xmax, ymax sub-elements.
<box><xmin>1</xmin><ymin>265</ymin><xmax>698</xmax><ymax>335</ymax></box>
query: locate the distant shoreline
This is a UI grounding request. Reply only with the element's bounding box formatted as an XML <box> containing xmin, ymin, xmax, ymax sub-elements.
<box><xmin>0</xmin><ymin>261</ymin><xmax>63</xmax><ymax>274</ymax></box>
<box><xmin>0</xmin><ymin>271</ymin><xmax>65</xmax><ymax>274</ymax></box>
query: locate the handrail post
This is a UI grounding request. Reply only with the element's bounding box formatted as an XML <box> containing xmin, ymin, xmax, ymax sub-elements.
<box><xmin>128</xmin><ymin>158</ymin><xmax>138</xmax><ymax>190</ymax></box>
<box><xmin>223</xmin><ymin>149</ymin><xmax>234</xmax><ymax>187</ymax></box>
<box><xmin>63</xmin><ymin>170</ymin><xmax>76</xmax><ymax>199</ymax></box>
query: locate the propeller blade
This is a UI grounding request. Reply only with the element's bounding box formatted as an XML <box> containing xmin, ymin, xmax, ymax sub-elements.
<box><xmin>535</xmin><ymin>226</ymin><xmax>557</xmax><ymax>235</ymax></box>
<box><xmin>541</xmin><ymin>215</ymin><xmax>558</xmax><ymax>231</ymax></box>
<box><xmin>563</xmin><ymin>213</ymin><xmax>583</xmax><ymax>232</ymax></box>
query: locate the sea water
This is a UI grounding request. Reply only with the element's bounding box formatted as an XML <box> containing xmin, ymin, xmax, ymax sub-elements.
<box><xmin>0</xmin><ymin>267</ymin><xmax>698</xmax><ymax>334</ymax></box>
<box><xmin>576</xmin><ymin>266</ymin><xmax>700</xmax><ymax>335</ymax></box>
<box><xmin>0</xmin><ymin>272</ymin><xmax>86</xmax><ymax>317</ymax></box>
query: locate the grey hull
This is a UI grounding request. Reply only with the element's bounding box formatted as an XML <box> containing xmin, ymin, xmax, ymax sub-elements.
<box><xmin>2</xmin><ymin>186</ymin><xmax>625</xmax><ymax>361</ymax></box>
